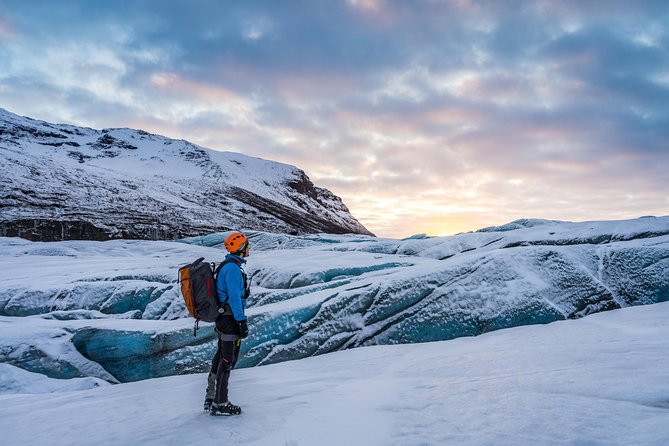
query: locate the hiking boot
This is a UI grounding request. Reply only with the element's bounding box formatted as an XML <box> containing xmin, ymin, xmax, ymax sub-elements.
<box><xmin>204</xmin><ymin>398</ymin><xmax>214</xmax><ymax>412</ymax></box>
<box><xmin>209</xmin><ymin>401</ymin><xmax>242</xmax><ymax>416</ymax></box>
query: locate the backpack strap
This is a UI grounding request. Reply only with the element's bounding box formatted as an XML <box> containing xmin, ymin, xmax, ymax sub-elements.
<box><xmin>214</xmin><ymin>257</ymin><xmax>241</xmax><ymax>277</ymax></box>
<box><xmin>214</xmin><ymin>258</ymin><xmax>250</xmax><ymax>314</ymax></box>
<box><xmin>213</xmin><ymin>258</ymin><xmax>245</xmax><ymax>315</ymax></box>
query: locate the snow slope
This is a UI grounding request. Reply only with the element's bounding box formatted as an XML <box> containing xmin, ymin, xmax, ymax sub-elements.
<box><xmin>0</xmin><ymin>107</ymin><xmax>372</xmax><ymax>240</ymax></box>
<box><xmin>1</xmin><ymin>302</ymin><xmax>668</xmax><ymax>446</ymax></box>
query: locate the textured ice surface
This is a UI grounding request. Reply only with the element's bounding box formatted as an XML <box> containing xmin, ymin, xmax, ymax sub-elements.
<box><xmin>1</xmin><ymin>216</ymin><xmax>668</xmax><ymax>386</ymax></box>
<box><xmin>0</xmin><ymin>316</ymin><xmax>120</xmax><ymax>382</ymax></box>
<box><xmin>0</xmin><ymin>363</ymin><xmax>108</xmax><ymax>394</ymax></box>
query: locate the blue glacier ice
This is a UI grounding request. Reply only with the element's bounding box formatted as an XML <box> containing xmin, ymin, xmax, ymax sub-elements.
<box><xmin>1</xmin><ymin>216</ymin><xmax>668</xmax><ymax>385</ymax></box>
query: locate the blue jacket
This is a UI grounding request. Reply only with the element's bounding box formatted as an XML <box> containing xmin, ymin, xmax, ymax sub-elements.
<box><xmin>216</xmin><ymin>254</ymin><xmax>247</xmax><ymax>321</ymax></box>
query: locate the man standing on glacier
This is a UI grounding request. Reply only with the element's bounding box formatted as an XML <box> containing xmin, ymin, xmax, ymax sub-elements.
<box><xmin>204</xmin><ymin>231</ymin><xmax>251</xmax><ymax>416</ymax></box>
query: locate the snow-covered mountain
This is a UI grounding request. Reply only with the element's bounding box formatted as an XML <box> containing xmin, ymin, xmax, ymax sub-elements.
<box><xmin>2</xmin><ymin>302</ymin><xmax>668</xmax><ymax>445</ymax></box>
<box><xmin>0</xmin><ymin>107</ymin><xmax>373</xmax><ymax>240</ymax></box>
<box><xmin>1</xmin><ymin>216</ymin><xmax>667</xmax><ymax>383</ymax></box>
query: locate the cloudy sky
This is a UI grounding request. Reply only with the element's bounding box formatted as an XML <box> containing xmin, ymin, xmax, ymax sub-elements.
<box><xmin>1</xmin><ymin>0</ymin><xmax>668</xmax><ymax>238</ymax></box>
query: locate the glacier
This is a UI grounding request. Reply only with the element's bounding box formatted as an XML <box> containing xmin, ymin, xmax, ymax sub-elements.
<box><xmin>0</xmin><ymin>363</ymin><xmax>108</xmax><ymax>395</ymax></box>
<box><xmin>2</xmin><ymin>301</ymin><xmax>669</xmax><ymax>445</ymax></box>
<box><xmin>0</xmin><ymin>216</ymin><xmax>668</xmax><ymax>384</ymax></box>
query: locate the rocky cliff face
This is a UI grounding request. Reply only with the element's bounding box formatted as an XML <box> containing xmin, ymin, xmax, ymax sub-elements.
<box><xmin>0</xmin><ymin>108</ymin><xmax>373</xmax><ymax>240</ymax></box>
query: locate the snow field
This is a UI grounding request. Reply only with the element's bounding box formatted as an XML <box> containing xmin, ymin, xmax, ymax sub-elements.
<box><xmin>1</xmin><ymin>302</ymin><xmax>668</xmax><ymax>446</ymax></box>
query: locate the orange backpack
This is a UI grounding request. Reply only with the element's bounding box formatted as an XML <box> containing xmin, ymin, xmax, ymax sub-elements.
<box><xmin>178</xmin><ymin>257</ymin><xmax>222</xmax><ymax>335</ymax></box>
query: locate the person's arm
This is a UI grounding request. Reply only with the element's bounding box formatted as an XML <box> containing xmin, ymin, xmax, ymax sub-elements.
<box><xmin>222</xmin><ymin>263</ymin><xmax>246</xmax><ymax>321</ymax></box>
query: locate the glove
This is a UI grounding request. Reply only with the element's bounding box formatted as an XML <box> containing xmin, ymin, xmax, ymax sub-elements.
<box><xmin>238</xmin><ymin>319</ymin><xmax>249</xmax><ymax>339</ymax></box>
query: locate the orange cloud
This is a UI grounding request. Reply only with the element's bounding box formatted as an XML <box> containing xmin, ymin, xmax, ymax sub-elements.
<box><xmin>149</xmin><ymin>72</ymin><xmax>244</xmax><ymax>104</ymax></box>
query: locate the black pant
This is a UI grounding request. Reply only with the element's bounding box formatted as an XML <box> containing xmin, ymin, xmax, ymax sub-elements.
<box><xmin>212</xmin><ymin>334</ymin><xmax>241</xmax><ymax>404</ymax></box>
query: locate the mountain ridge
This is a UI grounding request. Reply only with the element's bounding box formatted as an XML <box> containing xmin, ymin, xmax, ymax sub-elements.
<box><xmin>0</xmin><ymin>107</ymin><xmax>373</xmax><ymax>241</ymax></box>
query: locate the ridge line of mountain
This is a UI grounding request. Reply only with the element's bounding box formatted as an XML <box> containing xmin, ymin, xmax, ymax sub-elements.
<box><xmin>0</xmin><ymin>107</ymin><xmax>374</xmax><ymax>241</ymax></box>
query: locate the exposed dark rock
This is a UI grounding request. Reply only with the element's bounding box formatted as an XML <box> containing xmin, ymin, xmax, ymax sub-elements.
<box><xmin>0</xmin><ymin>219</ymin><xmax>111</xmax><ymax>241</ymax></box>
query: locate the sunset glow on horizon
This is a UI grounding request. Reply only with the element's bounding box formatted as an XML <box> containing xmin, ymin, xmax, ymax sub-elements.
<box><xmin>1</xmin><ymin>1</ymin><xmax>668</xmax><ymax>238</ymax></box>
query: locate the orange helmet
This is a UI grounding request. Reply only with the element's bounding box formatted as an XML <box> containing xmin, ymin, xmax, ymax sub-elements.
<box><xmin>224</xmin><ymin>231</ymin><xmax>248</xmax><ymax>253</ymax></box>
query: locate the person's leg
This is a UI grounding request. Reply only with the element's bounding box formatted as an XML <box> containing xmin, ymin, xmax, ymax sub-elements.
<box><xmin>204</xmin><ymin>337</ymin><xmax>221</xmax><ymax>409</ymax></box>
<box><xmin>231</xmin><ymin>338</ymin><xmax>241</xmax><ymax>369</ymax></box>
<box><xmin>213</xmin><ymin>339</ymin><xmax>236</xmax><ymax>404</ymax></box>
<box><xmin>211</xmin><ymin>335</ymin><xmax>242</xmax><ymax>415</ymax></box>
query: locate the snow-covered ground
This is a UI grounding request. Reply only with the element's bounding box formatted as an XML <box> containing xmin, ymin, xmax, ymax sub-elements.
<box><xmin>1</xmin><ymin>302</ymin><xmax>668</xmax><ymax>446</ymax></box>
